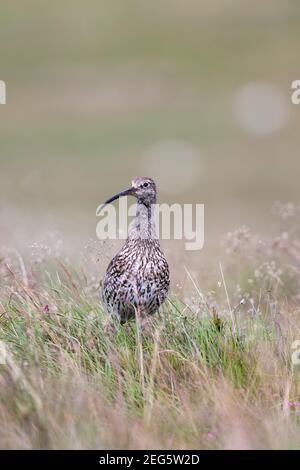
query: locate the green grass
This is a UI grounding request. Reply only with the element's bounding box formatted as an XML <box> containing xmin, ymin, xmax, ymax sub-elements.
<box><xmin>1</xmin><ymin>232</ymin><xmax>300</xmax><ymax>449</ymax></box>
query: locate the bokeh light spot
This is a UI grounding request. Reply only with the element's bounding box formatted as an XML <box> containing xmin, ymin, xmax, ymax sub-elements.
<box><xmin>233</xmin><ymin>81</ymin><xmax>289</xmax><ymax>135</ymax></box>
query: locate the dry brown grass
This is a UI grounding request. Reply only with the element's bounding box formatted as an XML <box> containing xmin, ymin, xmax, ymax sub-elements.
<box><xmin>1</xmin><ymin>209</ymin><xmax>300</xmax><ymax>449</ymax></box>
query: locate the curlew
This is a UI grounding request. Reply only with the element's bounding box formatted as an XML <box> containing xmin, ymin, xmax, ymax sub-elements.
<box><xmin>99</xmin><ymin>177</ymin><xmax>170</xmax><ymax>322</ymax></box>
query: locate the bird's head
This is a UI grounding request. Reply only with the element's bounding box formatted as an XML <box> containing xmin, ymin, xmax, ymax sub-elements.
<box><xmin>97</xmin><ymin>177</ymin><xmax>157</xmax><ymax>215</ymax></box>
<box><xmin>131</xmin><ymin>177</ymin><xmax>157</xmax><ymax>205</ymax></box>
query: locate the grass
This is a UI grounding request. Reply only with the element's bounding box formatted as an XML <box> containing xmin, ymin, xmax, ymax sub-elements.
<box><xmin>1</xmin><ymin>213</ymin><xmax>300</xmax><ymax>449</ymax></box>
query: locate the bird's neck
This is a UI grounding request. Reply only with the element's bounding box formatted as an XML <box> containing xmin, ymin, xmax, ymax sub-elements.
<box><xmin>128</xmin><ymin>201</ymin><xmax>157</xmax><ymax>240</ymax></box>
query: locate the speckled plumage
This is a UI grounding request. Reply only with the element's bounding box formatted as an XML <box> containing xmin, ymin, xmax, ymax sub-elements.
<box><xmin>100</xmin><ymin>177</ymin><xmax>170</xmax><ymax>321</ymax></box>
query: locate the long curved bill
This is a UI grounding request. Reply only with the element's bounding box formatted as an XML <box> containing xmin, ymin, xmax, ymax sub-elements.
<box><xmin>96</xmin><ymin>187</ymin><xmax>136</xmax><ymax>216</ymax></box>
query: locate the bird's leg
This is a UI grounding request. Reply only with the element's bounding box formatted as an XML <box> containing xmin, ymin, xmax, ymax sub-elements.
<box><xmin>135</xmin><ymin>307</ymin><xmax>153</xmax><ymax>338</ymax></box>
<box><xmin>103</xmin><ymin>312</ymin><xmax>120</xmax><ymax>338</ymax></box>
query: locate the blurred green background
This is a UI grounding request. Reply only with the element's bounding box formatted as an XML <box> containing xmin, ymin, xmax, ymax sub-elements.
<box><xmin>0</xmin><ymin>0</ymin><xmax>299</xmax><ymax>261</ymax></box>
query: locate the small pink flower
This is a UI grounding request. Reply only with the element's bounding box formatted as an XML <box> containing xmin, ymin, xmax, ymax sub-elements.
<box><xmin>43</xmin><ymin>304</ymin><xmax>50</xmax><ymax>313</ymax></box>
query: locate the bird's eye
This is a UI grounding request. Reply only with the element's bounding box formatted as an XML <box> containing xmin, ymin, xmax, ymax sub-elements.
<box><xmin>143</xmin><ymin>182</ymin><xmax>149</xmax><ymax>188</ymax></box>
